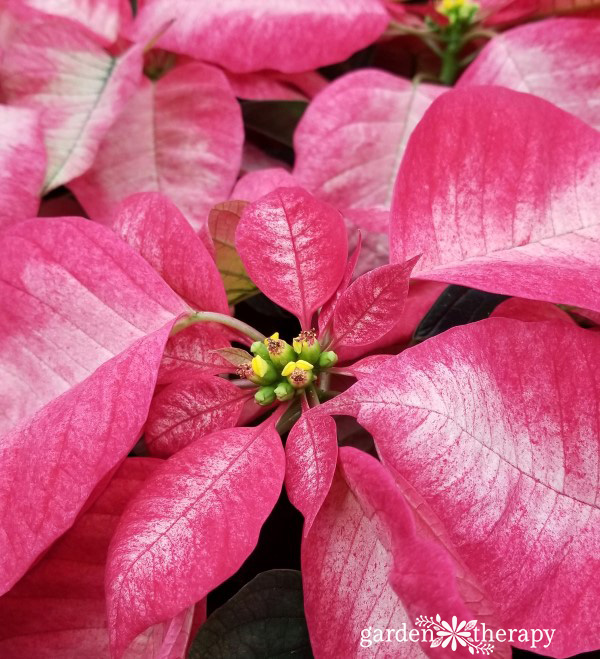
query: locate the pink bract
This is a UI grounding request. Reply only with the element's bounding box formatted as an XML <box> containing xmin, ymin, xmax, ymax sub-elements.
<box><xmin>0</xmin><ymin>459</ymin><xmax>197</xmax><ymax>658</ymax></box>
<box><xmin>106</xmin><ymin>421</ymin><xmax>285</xmax><ymax>658</ymax></box>
<box><xmin>235</xmin><ymin>187</ymin><xmax>348</xmax><ymax>328</ymax></box>
<box><xmin>0</xmin><ymin>10</ymin><xmax>142</xmax><ymax>191</ymax></box>
<box><xmin>70</xmin><ymin>63</ymin><xmax>243</xmax><ymax>230</ymax></box>
<box><xmin>0</xmin><ymin>105</ymin><xmax>45</xmax><ymax>230</ymax></box>
<box><xmin>294</xmin><ymin>70</ymin><xmax>445</xmax><ymax>213</ymax></box>
<box><xmin>303</xmin><ymin>447</ymin><xmax>511</xmax><ymax>658</ymax></box>
<box><xmin>111</xmin><ymin>192</ymin><xmax>229</xmax><ymax>314</ymax></box>
<box><xmin>127</xmin><ymin>0</ymin><xmax>389</xmax><ymax>73</ymax></box>
<box><xmin>317</xmin><ymin>319</ymin><xmax>600</xmax><ymax>657</ymax></box>
<box><xmin>391</xmin><ymin>86</ymin><xmax>600</xmax><ymax>312</ymax></box>
<box><xmin>458</xmin><ymin>18</ymin><xmax>600</xmax><ymax>130</ymax></box>
<box><xmin>0</xmin><ymin>217</ymin><xmax>188</xmax><ymax>594</ymax></box>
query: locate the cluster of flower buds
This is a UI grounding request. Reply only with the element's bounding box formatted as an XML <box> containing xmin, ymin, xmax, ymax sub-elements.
<box><xmin>240</xmin><ymin>330</ymin><xmax>338</xmax><ymax>406</ymax></box>
<box><xmin>436</xmin><ymin>0</ymin><xmax>479</xmax><ymax>24</ymax></box>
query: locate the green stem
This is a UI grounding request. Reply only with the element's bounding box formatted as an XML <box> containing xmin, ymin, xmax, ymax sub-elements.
<box><xmin>319</xmin><ymin>370</ymin><xmax>331</xmax><ymax>392</ymax></box>
<box><xmin>275</xmin><ymin>400</ymin><xmax>302</xmax><ymax>434</ymax></box>
<box><xmin>439</xmin><ymin>36</ymin><xmax>461</xmax><ymax>85</ymax></box>
<box><xmin>307</xmin><ymin>385</ymin><xmax>320</xmax><ymax>408</ymax></box>
<box><xmin>171</xmin><ymin>311</ymin><xmax>266</xmax><ymax>342</ymax></box>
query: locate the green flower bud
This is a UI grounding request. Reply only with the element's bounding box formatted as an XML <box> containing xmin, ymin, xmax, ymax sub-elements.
<box><xmin>250</xmin><ymin>355</ymin><xmax>278</xmax><ymax>384</ymax></box>
<box><xmin>293</xmin><ymin>329</ymin><xmax>321</xmax><ymax>364</ymax></box>
<box><xmin>286</xmin><ymin>365</ymin><xmax>314</xmax><ymax>390</ymax></box>
<box><xmin>255</xmin><ymin>385</ymin><xmax>276</xmax><ymax>406</ymax></box>
<box><xmin>318</xmin><ymin>350</ymin><xmax>338</xmax><ymax>369</ymax></box>
<box><xmin>250</xmin><ymin>341</ymin><xmax>270</xmax><ymax>360</ymax></box>
<box><xmin>237</xmin><ymin>356</ymin><xmax>278</xmax><ymax>385</ymax></box>
<box><xmin>265</xmin><ymin>333</ymin><xmax>296</xmax><ymax>369</ymax></box>
<box><xmin>274</xmin><ymin>381</ymin><xmax>295</xmax><ymax>401</ymax></box>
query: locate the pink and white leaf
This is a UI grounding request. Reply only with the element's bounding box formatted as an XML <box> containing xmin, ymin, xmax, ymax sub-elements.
<box><xmin>235</xmin><ymin>187</ymin><xmax>347</xmax><ymax>328</ymax></box>
<box><xmin>0</xmin><ymin>105</ymin><xmax>45</xmax><ymax>229</ymax></box>
<box><xmin>335</xmin><ymin>281</ymin><xmax>447</xmax><ymax>363</ymax></box>
<box><xmin>0</xmin><ymin>322</ymin><xmax>177</xmax><ymax>595</ymax></box>
<box><xmin>0</xmin><ymin>13</ymin><xmax>142</xmax><ymax>191</ymax></box>
<box><xmin>70</xmin><ymin>63</ymin><xmax>243</xmax><ymax>230</ymax></box>
<box><xmin>145</xmin><ymin>375</ymin><xmax>250</xmax><ymax>457</ymax></box>
<box><xmin>391</xmin><ymin>86</ymin><xmax>600</xmax><ymax>312</ymax></box>
<box><xmin>231</xmin><ymin>168</ymin><xmax>299</xmax><ymax>202</ymax></box>
<box><xmin>285</xmin><ymin>414</ymin><xmax>338</xmax><ymax>535</ymax></box>
<box><xmin>112</xmin><ymin>192</ymin><xmax>229</xmax><ymax>314</ymax></box>
<box><xmin>224</xmin><ymin>70</ymin><xmax>327</xmax><ymax>101</ymax></box>
<box><xmin>294</xmin><ymin>70</ymin><xmax>445</xmax><ymax>212</ymax></box>
<box><xmin>318</xmin><ymin>233</ymin><xmax>362</xmax><ymax>336</ymax></box>
<box><xmin>303</xmin><ymin>447</ymin><xmax>510</xmax><ymax>658</ymax></box>
<box><xmin>322</xmin><ymin>319</ymin><xmax>600</xmax><ymax>657</ymax></box>
<box><xmin>157</xmin><ymin>323</ymin><xmax>231</xmax><ymax>385</ymax></box>
<box><xmin>106</xmin><ymin>422</ymin><xmax>285</xmax><ymax>658</ymax></box>
<box><xmin>127</xmin><ymin>0</ymin><xmax>389</xmax><ymax>73</ymax></box>
<box><xmin>490</xmin><ymin>298</ymin><xmax>575</xmax><ymax>324</ymax></box>
<box><xmin>0</xmin><ymin>458</ymin><xmax>196</xmax><ymax>658</ymax></box>
<box><xmin>19</xmin><ymin>0</ymin><xmax>125</xmax><ymax>45</ymax></box>
<box><xmin>343</xmin><ymin>354</ymin><xmax>393</xmax><ymax>379</ymax></box>
<box><xmin>330</xmin><ymin>259</ymin><xmax>418</xmax><ymax>348</ymax></box>
<box><xmin>0</xmin><ymin>217</ymin><xmax>186</xmax><ymax>435</ymax></box>
<box><xmin>459</xmin><ymin>19</ymin><xmax>600</xmax><ymax>130</ymax></box>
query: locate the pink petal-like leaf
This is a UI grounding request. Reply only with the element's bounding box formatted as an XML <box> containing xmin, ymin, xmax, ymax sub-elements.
<box><xmin>0</xmin><ymin>217</ymin><xmax>185</xmax><ymax>435</ymax></box>
<box><xmin>157</xmin><ymin>323</ymin><xmax>231</xmax><ymax>385</ymax></box>
<box><xmin>70</xmin><ymin>63</ymin><xmax>243</xmax><ymax>230</ymax></box>
<box><xmin>0</xmin><ymin>322</ymin><xmax>177</xmax><ymax>595</ymax></box>
<box><xmin>145</xmin><ymin>375</ymin><xmax>250</xmax><ymax>457</ymax></box>
<box><xmin>0</xmin><ymin>458</ymin><xmax>196</xmax><ymax>658</ymax></box>
<box><xmin>112</xmin><ymin>192</ymin><xmax>229</xmax><ymax>314</ymax></box>
<box><xmin>0</xmin><ymin>13</ymin><xmax>142</xmax><ymax>191</ymax></box>
<box><xmin>285</xmin><ymin>414</ymin><xmax>338</xmax><ymax>535</ymax></box>
<box><xmin>235</xmin><ymin>187</ymin><xmax>347</xmax><ymax>328</ymax></box>
<box><xmin>477</xmin><ymin>0</ymin><xmax>539</xmax><ymax>25</ymax></box>
<box><xmin>0</xmin><ymin>105</ymin><xmax>45</xmax><ymax>229</ymax></box>
<box><xmin>294</xmin><ymin>70</ymin><xmax>445</xmax><ymax>211</ymax></box>
<box><xmin>224</xmin><ymin>70</ymin><xmax>327</xmax><ymax>101</ymax></box>
<box><xmin>335</xmin><ymin>280</ymin><xmax>447</xmax><ymax>363</ymax></box>
<box><xmin>490</xmin><ymin>298</ymin><xmax>575</xmax><ymax>324</ymax></box>
<box><xmin>231</xmin><ymin>168</ymin><xmax>299</xmax><ymax>202</ymax></box>
<box><xmin>391</xmin><ymin>86</ymin><xmax>600</xmax><ymax>312</ymax></box>
<box><xmin>19</xmin><ymin>0</ymin><xmax>125</xmax><ymax>45</ymax></box>
<box><xmin>127</xmin><ymin>0</ymin><xmax>388</xmax><ymax>73</ymax></box>
<box><xmin>241</xmin><ymin>143</ymin><xmax>289</xmax><ymax>175</ymax></box>
<box><xmin>322</xmin><ymin>319</ymin><xmax>600</xmax><ymax>657</ymax></box>
<box><xmin>318</xmin><ymin>232</ymin><xmax>362</xmax><ymax>336</ymax></box>
<box><xmin>343</xmin><ymin>354</ymin><xmax>392</xmax><ymax>379</ymax></box>
<box><xmin>459</xmin><ymin>19</ymin><xmax>600</xmax><ymax>129</ymax></box>
<box><xmin>330</xmin><ymin>259</ymin><xmax>418</xmax><ymax>348</ymax></box>
<box><xmin>106</xmin><ymin>422</ymin><xmax>285</xmax><ymax>658</ymax></box>
<box><xmin>303</xmin><ymin>447</ymin><xmax>510</xmax><ymax>658</ymax></box>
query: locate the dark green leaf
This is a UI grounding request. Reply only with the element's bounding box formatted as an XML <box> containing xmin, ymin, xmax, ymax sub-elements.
<box><xmin>414</xmin><ymin>285</ymin><xmax>507</xmax><ymax>342</ymax></box>
<box><xmin>189</xmin><ymin>569</ymin><xmax>312</xmax><ymax>659</ymax></box>
<box><xmin>241</xmin><ymin>101</ymin><xmax>307</xmax><ymax>149</ymax></box>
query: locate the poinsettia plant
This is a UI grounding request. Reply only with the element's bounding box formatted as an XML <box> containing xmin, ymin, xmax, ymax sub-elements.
<box><xmin>1</xmin><ymin>0</ymin><xmax>600</xmax><ymax>658</ymax></box>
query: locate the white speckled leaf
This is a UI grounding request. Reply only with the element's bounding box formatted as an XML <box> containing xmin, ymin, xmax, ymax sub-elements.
<box><xmin>319</xmin><ymin>318</ymin><xmax>600</xmax><ymax>657</ymax></box>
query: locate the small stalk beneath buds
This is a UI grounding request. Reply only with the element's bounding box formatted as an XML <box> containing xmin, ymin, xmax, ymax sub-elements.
<box><xmin>275</xmin><ymin>400</ymin><xmax>302</xmax><ymax>434</ymax></box>
<box><xmin>327</xmin><ymin>367</ymin><xmax>354</xmax><ymax>377</ymax></box>
<box><xmin>171</xmin><ymin>311</ymin><xmax>266</xmax><ymax>342</ymax></box>
<box><xmin>307</xmin><ymin>384</ymin><xmax>320</xmax><ymax>408</ymax></box>
<box><xmin>319</xmin><ymin>370</ymin><xmax>331</xmax><ymax>392</ymax></box>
